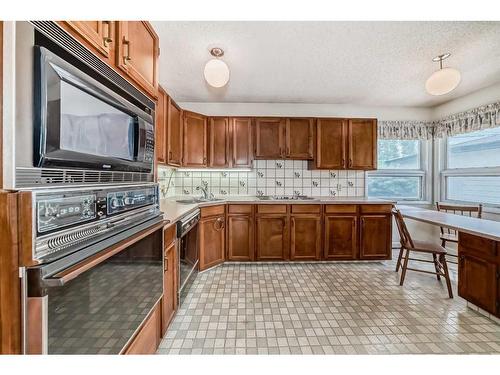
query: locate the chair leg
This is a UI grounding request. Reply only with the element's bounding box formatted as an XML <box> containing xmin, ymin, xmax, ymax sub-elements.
<box><xmin>440</xmin><ymin>254</ymin><xmax>453</xmax><ymax>298</ymax></box>
<box><xmin>395</xmin><ymin>246</ymin><xmax>404</xmax><ymax>272</ymax></box>
<box><xmin>399</xmin><ymin>249</ymin><xmax>410</xmax><ymax>286</ymax></box>
<box><xmin>432</xmin><ymin>253</ymin><xmax>441</xmax><ymax>281</ymax></box>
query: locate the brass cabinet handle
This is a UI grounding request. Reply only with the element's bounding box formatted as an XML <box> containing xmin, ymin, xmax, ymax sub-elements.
<box><xmin>103</xmin><ymin>21</ymin><xmax>113</xmax><ymax>47</ymax></box>
<box><xmin>203</xmin><ymin>156</ymin><xmax>207</xmax><ymax>164</ymax></box>
<box><xmin>164</xmin><ymin>257</ymin><xmax>168</xmax><ymax>272</ymax></box>
<box><xmin>168</xmin><ymin>151</ymin><xmax>173</xmax><ymax>160</ymax></box>
<box><xmin>123</xmin><ymin>38</ymin><xmax>132</xmax><ymax>63</ymax></box>
<box><xmin>214</xmin><ymin>217</ymin><xmax>224</xmax><ymax>231</ymax></box>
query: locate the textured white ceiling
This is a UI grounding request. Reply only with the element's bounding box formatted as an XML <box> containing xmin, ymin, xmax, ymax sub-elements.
<box><xmin>151</xmin><ymin>21</ymin><xmax>500</xmax><ymax>107</ymax></box>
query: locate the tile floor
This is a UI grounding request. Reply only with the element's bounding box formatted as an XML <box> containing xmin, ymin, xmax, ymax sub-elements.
<box><xmin>157</xmin><ymin>255</ymin><xmax>500</xmax><ymax>355</ymax></box>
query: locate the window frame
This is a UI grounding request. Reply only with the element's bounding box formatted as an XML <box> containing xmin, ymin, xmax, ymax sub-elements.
<box><xmin>438</xmin><ymin>134</ymin><xmax>500</xmax><ymax>212</ymax></box>
<box><xmin>367</xmin><ymin>139</ymin><xmax>431</xmax><ymax>204</ymax></box>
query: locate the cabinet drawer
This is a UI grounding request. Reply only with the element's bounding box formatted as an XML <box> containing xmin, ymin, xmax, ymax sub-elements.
<box><xmin>200</xmin><ymin>205</ymin><xmax>225</xmax><ymax>218</ymax></box>
<box><xmin>324</xmin><ymin>204</ymin><xmax>357</xmax><ymax>214</ymax></box>
<box><xmin>228</xmin><ymin>204</ymin><xmax>253</xmax><ymax>214</ymax></box>
<box><xmin>291</xmin><ymin>204</ymin><xmax>321</xmax><ymax>214</ymax></box>
<box><xmin>163</xmin><ymin>224</ymin><xmax>176</xmax><ymax>248</ymax></box>
<box><xmin>459</xmin><ymin>232</ymin><xmax>497</xmax><ymax>259</ymax></box>
<box><xmin>360</xmin><ymin>204</ymin><xmax>393</xmax><ymax>214</ymax></box>
<box><xmin>257</xmin><ymin>204</ymin><xmax>288</xmax><ymax>214</ymax></box>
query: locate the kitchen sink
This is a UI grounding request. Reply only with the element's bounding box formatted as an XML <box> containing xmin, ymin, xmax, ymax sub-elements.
<box><xmin>175</xmin><ymin>198</ymin><xmax>223</xmax><ymax>204</ymax></box>
<box><xmin>257</xmin><ymin>195</ymin><xmax>317</xmax><ymax>201</ymax></box>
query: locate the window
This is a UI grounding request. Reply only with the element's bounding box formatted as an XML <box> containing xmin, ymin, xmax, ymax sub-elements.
<box><xmin>441</xmin><ymin>127</ymin><xmax>500</xmax><ymax>206</ymax></box>
<box><xmin>368</xmin><ymin>139</ymin><xmax>427</xmax><ymax>201</ymax></box>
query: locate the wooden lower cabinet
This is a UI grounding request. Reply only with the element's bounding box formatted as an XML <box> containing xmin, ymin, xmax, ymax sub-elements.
<box><xmin>458</xmin><ymin>253</ymin><xmax>498</xmax><ymax>315</ymax></box>
<box><xmin>290</xmin><ymin>215</ymin><xmax>321</xmax><ymax>260</ymax></box>
<box><xmin>227</xmin><ymin>214</ymin><xmax>254</xmax><ymax>261</ymax></box>
<box><xmin>123</xmin><ymin>302</ymin><xmax>161</xmax><ymax>354</ymax></box>
<box><xmin>162</xmin><ymin>239</ymin><xmax>177</xmax><ymax>336</ymax></box>
<box><xmin>359</xmin><ymin>214</ymin><xmax>392</xmax><ymax>260</ymax></box>
<box><xmin>324</xmin><ymin>215</ymin><xmax>357</xmax><ymax>260</ymax></box>
<box><xmin>256</xmin><ymin>215</ymin><xmax>288</xmax><ymax>260</ymax></box>
<box><xmin>199</xmin><ymin>210</ymin><xmax>225</xmax><ymax>271</ymax></box>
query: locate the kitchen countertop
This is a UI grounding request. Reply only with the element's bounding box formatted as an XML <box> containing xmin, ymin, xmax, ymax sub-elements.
<box><xmin>397</xmin><ymin>204</ymin><xmax>500</xmax><ymax>242</ymax></box>
<box><xmin>160</xmin><ymin>196</ymin><xmax>395</xmax><ymax>224</ymax></box>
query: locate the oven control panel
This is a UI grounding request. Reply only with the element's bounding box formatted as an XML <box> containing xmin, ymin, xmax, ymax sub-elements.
<box><xmin>35</xmin><ymin>184</ymin><xmax>158</xmax><ymax>236</ymax></box>
<box><xmin>105</xmin><ymin>187</ymin><xmax>157</xmax><ymax>215</ymax></box>
<box><xmin>37</xmin><ymin>194</ymin><xmax>96</xmax><ymax>234</ymax></box>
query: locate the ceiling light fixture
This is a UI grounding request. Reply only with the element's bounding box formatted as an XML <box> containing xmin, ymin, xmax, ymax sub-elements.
<box><xmin>204</xmin><ymin>47</ymin><xmax>230</xmax><ymax>88</ymax></box>
<box><xmin>425</xmin><ymin>53</ymin><xmax>461</xmax><ymax>96</ymax></box>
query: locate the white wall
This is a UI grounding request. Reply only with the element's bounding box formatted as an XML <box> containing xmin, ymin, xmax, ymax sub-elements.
<box><xmin>178</xmin><ymin>102</ymin><xmax>433</xmax><ymax>121</ymax></box>
<box><xmin>431</xmin><ymin>81</ymin><xmax>500</xmax><ymax>119</ymax></box>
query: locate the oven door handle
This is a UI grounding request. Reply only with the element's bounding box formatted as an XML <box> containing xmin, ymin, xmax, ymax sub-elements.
<box><xmin>41</xmin><ymin>220</ymin><xmax>168</xmax><ymax>287</ymax></box>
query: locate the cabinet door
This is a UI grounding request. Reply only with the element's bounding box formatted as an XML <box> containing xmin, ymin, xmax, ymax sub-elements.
<box><xmin>227</xmin><ymin>215</ymin><xmax>254</xmax><ymax>261</ymax></box>
<box><xmin>359</xmin><ymin>215</ymin><xmax>391</xmax><ymax>260</ymax></box>
<box><xmin>324</xmin><ymin>215</ymin><xmax>357</xmax><ymax>260</ymax></box>
<box><xmin>116</xmin><ymin>21</ymin><xmax>159</xmax><ymax>98</ymax></box>
<box><xmin>256</xmin><ymin>216</ymin><xmax>288</xmax><ymax>260</ymax></box>
<box><xmin>155</xmin><ymin>87</ymin><xmax>167</xmax><ymax>164</ymax></box>
<box><xmin>199</xmin><ymin>215</ymin><xmax>225</xmax><ymax>271</ymax></box>
<box><xmin>124</xmin><ymin>303</ymin><xmax>161</xmax><ymax>354</ymax></box>
<box><xmin>254</xmin><ymin>118</ymin><xmax>285</xmax><ymax>159</ymax></box>
<box><xmin>183</xmin><ymin>112</ymin><xmax>207</xmax><ymax>167</ymax></box>
<box><xmin>348</xmin><ymin>119</ymin><xmax>377</xmax><ymax>170</ymax></box>
<box><xmin>458</xmin><ymin>254</ymin><xmax>498</xmax><ymax>315</ymax></box>
<box><xmin>58</xmin><ymin>21</ymin><xmax>114</xmax><ymax>64</ymax></box>
<box><xmin>231</xmin><ymin>118</ymin><xmax>253</xmax><ymax>168</ymax></box>
<box><xmin>162</xmin><ymin>240</ymin><xmax>177</xmax><ymax>336</ymax></box>
<box><xmin>167</xmin><ymin>98</ymin><xmax>183</xmax><ymax>166</ymax></box>
<box><xmin>290</xmin><ymin>215</ymin><xmax>321</xmax><ymax>260</ymax></box>
<box><xmin>286</xmin><ymin>118</ymin><xmax>314</xmax><ymax>159</ymax></box>
<box><xmin>209</xmin><ymin>117</ymin><xmax>229</xmax><ymax>167</ymax></box>
<box><xmin>316</xmin><ymin>118</ymin><xmax>346</xmax><ymax>169</ymax></box>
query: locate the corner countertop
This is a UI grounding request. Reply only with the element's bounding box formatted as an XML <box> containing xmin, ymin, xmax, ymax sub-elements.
<box><xmin>160</xmin><ymin>196</ymin><xmax>395</xmax><ymax>224</ymax></box>
<box><xmin>397</xmin><ymin>204</ymin><xmax>500</xmax><ymax>242</ymax></box>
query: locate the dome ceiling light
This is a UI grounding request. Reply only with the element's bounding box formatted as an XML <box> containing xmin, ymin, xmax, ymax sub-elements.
<box><xmin>204</xmin><ymin>47</ymin><xmax>230</xmax><ymax>88</ymax></box>
<box><xmin>425</xmin><ymin>53</ymin><xmax>461</xmax><ymax>96</ymax></box>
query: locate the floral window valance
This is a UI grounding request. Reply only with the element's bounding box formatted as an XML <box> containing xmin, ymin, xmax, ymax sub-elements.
<box><xmin>378</xmin><ymin>120</ymin><xmax>435</xmax><ymax>140</ymax></box>
<box><xmin>378</xmin><ymin>100</ymin><xmax>500</xmax><ymax>140</ymax></box>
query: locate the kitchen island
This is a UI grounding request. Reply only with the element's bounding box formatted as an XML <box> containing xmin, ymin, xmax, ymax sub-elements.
<box><xmin>398</xmin><ymin>205</ymin><xmax>500</xmax><ymax>322</ymax></box>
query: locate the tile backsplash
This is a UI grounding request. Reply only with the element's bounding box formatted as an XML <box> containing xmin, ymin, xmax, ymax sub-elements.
<box><xmin>158</xmin><ymin>160</ymin><xmax>366</xmax><ymax>199</ymax></box>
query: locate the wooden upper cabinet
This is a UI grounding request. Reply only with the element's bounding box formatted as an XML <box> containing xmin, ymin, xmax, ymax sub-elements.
<box><xmin>348</xmin><ymin>119</ymin><xmax>377</xmax><ymax>170</ymax></box>
<box><xmin>167</xmin><ymin>98</ymin><xmax>182</xmax><ymax>167</ymax></box>
<box><xmin>254</xmin><ymin>118</ymin><xmax>285</xmax><ymax>159</ymax></box>
<box><xmin>290</xmin><ymin>215</ymin><xmax>321</xmax><ymax>260</ymax></box>
<box><xmin>315</xmin><ymin>118</ymin><xmax>346</xmax><ymax>169</ymax></box>
<box><xmin>286</xmin><ymin>118</ymin><xmax>314</xmax><ymax>159</ymax></box>
<box><xmin>155</xmin><ymin>86</ymin><xmax>167</xmax><ymax>164</ymax></box>
<box><xmin>116</xmin><ymin>21</ymin><xmax>159</xmax><ymax>98</ymax></box>
<box><xmin>231</xmin><ymin>118</ymin><xmax>253</xmax><ymax>168</ymax></box>
<box><xmin>183</xmin><ymin>111</ymin><xmax>208</xmax><ymax>167</ymax></box>
<box><xmin>209</xmin><ymin>117</ymin><xmax>229</xmax><ymax>168</ymax></box>
<box><xmin>57</xmin><ymin>21</ymin><xmax>115</xmax><ymax>65</ymax></box>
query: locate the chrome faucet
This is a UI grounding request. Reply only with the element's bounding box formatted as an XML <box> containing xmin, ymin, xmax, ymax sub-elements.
<box><xmin>196</xmin><ymin>185</ymin><xmax>212</xmax><ymax>200</ymax></box>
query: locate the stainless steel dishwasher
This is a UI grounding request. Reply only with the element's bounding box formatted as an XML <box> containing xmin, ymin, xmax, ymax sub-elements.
<box><xmin>176</xmin><ymin>209</ymin><xmax>200</xmax><ymax>304</ymax></box>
